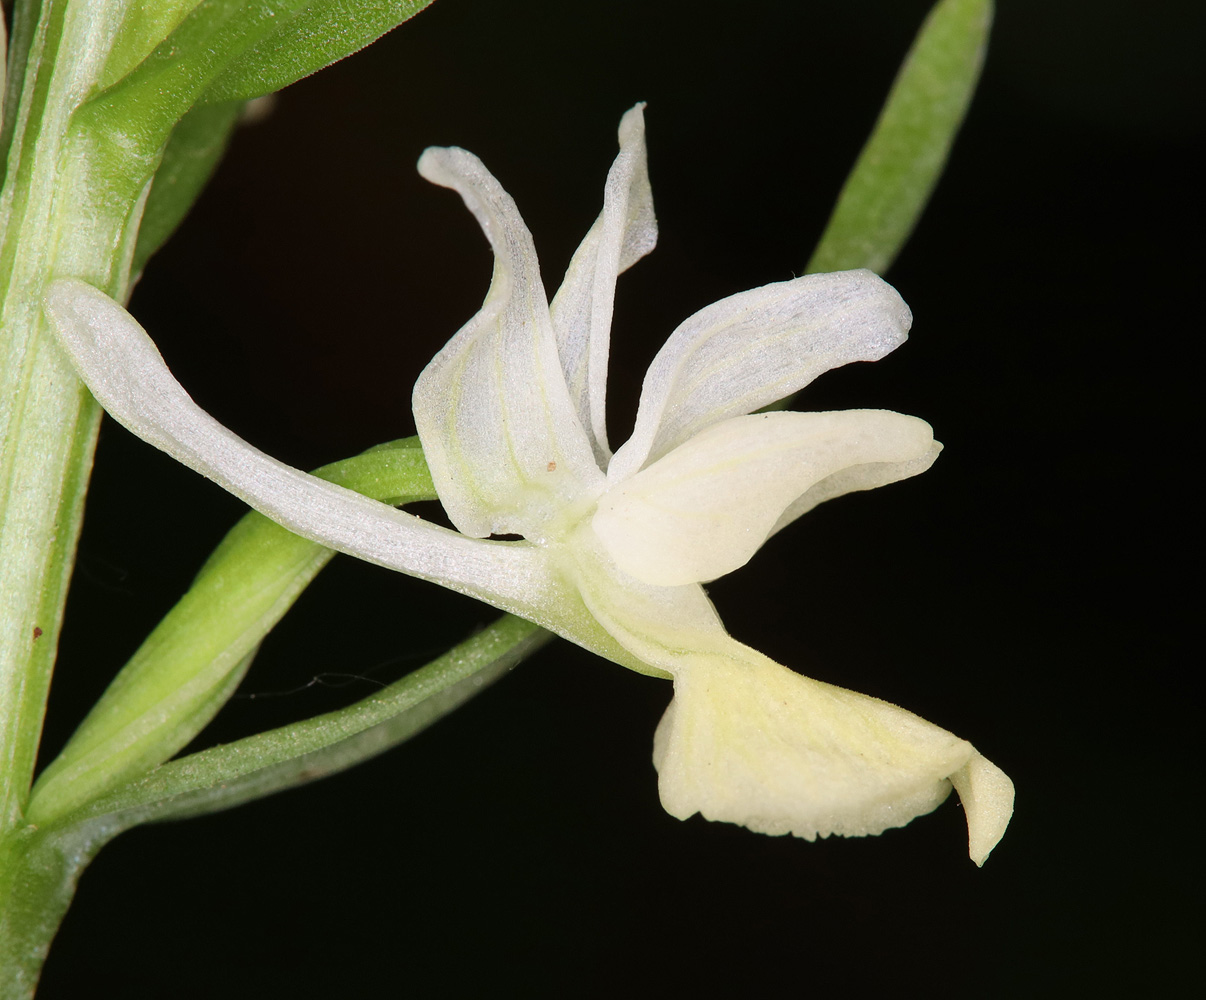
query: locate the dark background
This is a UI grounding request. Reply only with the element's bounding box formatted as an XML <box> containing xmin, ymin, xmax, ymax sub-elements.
<box><xmin>37</xmin><ymin>0</ymin><xmax>1198</xmax><ymax>995</ymax></box>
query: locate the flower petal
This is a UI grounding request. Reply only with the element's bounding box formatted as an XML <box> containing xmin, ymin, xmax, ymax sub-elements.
<box><xmin>569</xmin><ymin>545</ymin><xmax>1011</xmax><ymax>862</ymax></box>
<box><xmin>549</xmin><ymin>103</ymin><xmax>657</xmax><ymax>466</ymax></box>
<box><xmin>563</xmin><ymin>522</ymin><xmax>727</xmax><ymax>680</ymax></box>
<box><xmin>607</xmin><ymin>269</ymin><xmax>913</xmax><ymax>483</ymax></box>
<box><xmin>949</xmin><ymin>751</ymin><xmax>1015</xmax><ymax>867</ymax></box>
<box><xmin>594</xmin><ymin>409</ymin><xmax>935</xmax><ymax>587</ymax></box>
<box><xmin>767</xmin><ymin>442</ymin><xmax>942</xmax><ymax>540</ymax></box>
<box><xmin>413</xmin><ymin>146</ymin><xmax>602</xmax><ymax>539</ymax></box>
<box><xmin>652</xmin><ymin>650</ymin><xmax>1007</xmax><ymax>856</ymax></box>
<box><xmin>43</xmin><ymin>280</ymin><xmax>562</xmax><ymax>622</ymax></box>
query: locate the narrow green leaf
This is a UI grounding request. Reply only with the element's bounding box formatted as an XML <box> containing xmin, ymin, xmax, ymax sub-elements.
<box><xmin>131</xmin><ymin>99</ymin><xmax>242</xmax><ymax>276</ymax></box>
<box><xmin>806</xmin><ymin>0</ymin><xmax>993</xmax><ymax>275</ymax></box>
<box><xmin>62</xmin><ymin>2</ymin><xmax>309</xmax><ymax>248</ymax></box>
<box><xmin>26</xmin><ymin>438</ymin><xmax>436</xmax><ymax>827</ymax></box>
<box><xmin>202</xmin><ymin>0</ymin><xmax>437</xmax><ymax>104</ymax></box>
<box><xmin>75</xmin><ymin>2</ymin><xmax>315</xmax><ymax>167</ymax></box>
<box><xmin>68</xmin><ymin>0</ymin><xmax>433</xmax><ymax>227</ymax></box>
<box><xmin>66</xmin><ymin>615</ymin><xmax>549</xmax><ymax>831</ymax></box>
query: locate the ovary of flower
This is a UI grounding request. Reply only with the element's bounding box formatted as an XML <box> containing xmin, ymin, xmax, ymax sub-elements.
<box><xmin>45</xmin><ymin>104</ymin><xmax>1013</xmax><ymax>864</ymax></box>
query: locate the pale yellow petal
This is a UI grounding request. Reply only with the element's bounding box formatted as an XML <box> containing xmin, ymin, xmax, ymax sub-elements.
<box><xmin>949</xmin><ymin>750</ymin><xmax>1015</xmax><ymax>866</ymax></box>
<box><xmin>568</xmin><ymin>533</ymin><xmax>1011</xmax><ymax>861</ymax></box>
<box><xmin>595</xmin><ymin>410</ymin><xmax>935</xmax><ymax>586</ymax></box>
<box><xmin>653</xmin><ymin>650</ymin><xmax>975</xmax><ymax>842</ymax></box>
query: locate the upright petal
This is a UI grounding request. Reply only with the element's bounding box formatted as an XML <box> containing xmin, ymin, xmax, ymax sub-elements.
<box><xmin>414</xmin><ymin>146</ymin><xmax>602</xmax><ymax>539</ymax></box>
<box><xmin>607</xmin><ymin>269</ymin><xmax>912</xmax><ymax>483</ymax></box>
<box><xmin>549</xmin><ymin>103</ymin><xmax>657</xmax><ymax>466</ymax></box>
<box><xmin>43</xmin><ymin>281</ymin><xmax>561</xmax><ymax>624</ymax></box>
<box><xmin>594</xmin><ymin>409</ymin><xmax>936</xmax><ymax>587</ymax></box>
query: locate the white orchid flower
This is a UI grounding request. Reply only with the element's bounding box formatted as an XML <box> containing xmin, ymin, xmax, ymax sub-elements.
<box><xmin>45</xmin><ymin>104</ymin><xmax>1013</xmax><ymax>864</ymax></box>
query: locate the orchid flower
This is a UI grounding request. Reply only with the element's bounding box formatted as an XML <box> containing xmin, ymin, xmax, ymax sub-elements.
<box><xmin>45</xmin><ymin>104</ymin><xmax>1013</xmax><ymax>864</ymax></box>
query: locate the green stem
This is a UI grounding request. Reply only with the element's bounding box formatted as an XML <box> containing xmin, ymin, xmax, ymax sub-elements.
<box><xmin>805</xmin><ymin>0</ymin><xmax>993</xmax><ymax>276</ymax></box>
<box><xmin>74</xmin><ymin>615</ymin><xmax>549</xmax><ymax>829</ymax></box>
<box><xmin>0</xmin><ymin>822</ymin><xmax>109</xmax><ymax>1000</ymax></box>
<box><xmin>0</xmin><ymin>0</ymin><xmax>139</xmax><ymax>835</ymax></box>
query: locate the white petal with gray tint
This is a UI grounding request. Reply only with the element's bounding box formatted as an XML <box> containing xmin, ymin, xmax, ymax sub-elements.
<box><xmin>607</xmin><ymin>269</ymin><xmax>913</xmax><ymax>482</ymax></box>
<box><xmin>414</xmin><ymin>146</ymin><xmax>602</xmax><ymax>539</ymax></box>
<box><xmin>45</xmin><ymin>103</ymin><xmax>1013</xmax><ymax>865</ymax></box>
<box><xmin>550</xmin><ymin>103</ymin><xmax>656</xmax><ymax>465</ymax></box>
<box><xmin>44</xmin><ymin>280</ymin><xmax>557</xmax><ymax>621</ymax></box>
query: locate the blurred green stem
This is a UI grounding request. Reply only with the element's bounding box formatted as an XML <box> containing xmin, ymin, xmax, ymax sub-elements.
<box><xmin>806</xmin><ymin>0</ymin><xmax>993</xmax><ymax>275</ymax></box>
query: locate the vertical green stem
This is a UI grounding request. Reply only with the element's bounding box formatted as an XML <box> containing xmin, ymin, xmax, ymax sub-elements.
<box><xmin>0</xmin><ymin>5</ymin><xmax>154</xmax><ymax>991</ymax></box>
<box><xmin>0</xmin><ymin>0</ymin><xmax>138</xmax><ymax>831</ymax></box>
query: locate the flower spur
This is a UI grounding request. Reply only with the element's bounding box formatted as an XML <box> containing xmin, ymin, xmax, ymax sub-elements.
<box><xmin>45</xmin><ymin>104</ymin><xmax>1013</xmax><ymax>863</ymax></box>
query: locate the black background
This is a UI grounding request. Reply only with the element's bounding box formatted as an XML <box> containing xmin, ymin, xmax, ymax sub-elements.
<box><xmin>36</xmin><ymin>0</ymin><xmax>1198</xmax><ymax>995</ymax></box>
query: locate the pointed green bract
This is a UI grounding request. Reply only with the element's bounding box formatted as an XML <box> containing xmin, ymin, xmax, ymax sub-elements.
<box><xmin>202</xmin><ymin>0</ymin><xmax>436</xmax><ymax>103</ymax></box>
<box><xmin>807</xmin><ymin>0</ymin><xmax>993</xmax><ymax>275</ymax></box>
<box><xmin>97</xmin><ymin>0</ymin><xmax>437</xmax><ymax>113</ymax></box>
<box><xmin>70</xmin><ymin>1</ymin><xmax>437</xmax><ymax>266</ymax></box>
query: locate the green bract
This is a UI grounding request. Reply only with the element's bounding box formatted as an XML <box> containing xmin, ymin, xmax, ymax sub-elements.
<box><xmin>46</xmin><ymin>105</ymin><xmax>1013</xmax><ymax>863</ymax></box>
